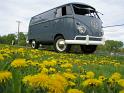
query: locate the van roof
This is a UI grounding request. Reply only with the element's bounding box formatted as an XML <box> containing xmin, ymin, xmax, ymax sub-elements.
<box><xmin>32</xmin><ymin>2</ymin><xmax>95</xmax><ymax>18</ymax></box>
<box><xmin>60</xmin><ymin>2</ymin><xmax>94</xmax><ymax>8</ymax></box>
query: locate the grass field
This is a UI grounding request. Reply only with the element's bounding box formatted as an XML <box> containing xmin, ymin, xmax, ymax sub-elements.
<box><xmin>0</xmin><ymin>44</ymin><xmax>124</xmax><ymax>93</ymax></box>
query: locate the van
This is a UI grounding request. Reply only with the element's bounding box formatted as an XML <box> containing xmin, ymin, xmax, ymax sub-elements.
<box><xmin>27</xmin><ymin>2</ymin><xmax>105</xmax><ymax>53</ymax></box>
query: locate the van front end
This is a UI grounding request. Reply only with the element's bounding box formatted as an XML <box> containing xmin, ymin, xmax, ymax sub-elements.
<box><xmin>65</xmin><ymin>3</ymin><xmax>105</xmax><ymax>46</ymax></box>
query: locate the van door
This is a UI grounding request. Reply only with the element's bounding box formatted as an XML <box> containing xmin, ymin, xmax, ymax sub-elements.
<box><xmin>54</xmin><ymin>7</ymin><xmax>63</xmax><ymax>34</ymax></box>
<box><xmin>54</xmin><ymin>5</ymin><xmax>74</xmax><ymax>40</ymax></box>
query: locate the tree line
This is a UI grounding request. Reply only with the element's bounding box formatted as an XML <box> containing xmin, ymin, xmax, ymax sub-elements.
<box><xmin>0</xmin><ymin>32</ymin><xmax>124</xmax><ymax>53</ymax></box>
<box><xmin>0</xmin><ymin>32</ymin><xmax>26</xmax><ymax>46</ymax></box>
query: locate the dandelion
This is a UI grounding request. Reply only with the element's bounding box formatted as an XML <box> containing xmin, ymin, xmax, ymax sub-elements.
<box><xmin>98</xmin><ymin>76</ymin><xmax>106</xmax><ymax>81</ymax></box>
<box><xmin>41</xmin><ymin>67</ymin><xmax>49</xmax><ymax>73</ymax></box>
<box><xmin>118</xmin><ymin>79</ymin><xmax>124</xmax><ymax>87</ymax></box>
<box><xmin>80</xmin><ymin>75</ymin><xmax>86</xmax><ymax>79</ymax></box>
<box><xmin>61</xmin><ymin>63</ymin><xmax>72</xmax><ymax>68</ymax></box>
<box><xmin>82</xmin><ymin>79</ymin><xmax>102</xmax><ymax>87</ymax></box>
<box><xmin>50</xmin><ymin>73</ymin><xmax>68</xmax><ymax>87</ymax></box>
<box><xmin>114</xmin><ymin>63</ymin><xmax>120</xmax><ymax>67</ymax></box>
<box><xmin>22</xmin><ymin>73</ymin><xmax>49</xmax><ymax>88</ymax></box>
<box><xmin>68</xmin><ymin>81</ymin><xmax>76</xmax><ymax>86</ymax></box>
<box><xmin>67</xmin><ymin>89</ymin><xmax>84</xmax><ymax>93</ymax></box>
<box><xmin>0</xmin><ymin>71</ymin><xmax>12</xmax><ymax>83</ymax></box>
<box><xmin>48</xmin><ymin>79</ymin><xmax>65</xmax><ymax>93</ymax></box>
<box><xmin>48</xmin><ymin>74</ymin><xmax>68</xmax><ymax>93</ymax></box>
<box><xmin>110</xmin><ymin>72</ymin><xmax>121</xmax><ymax>82</ymax></box>
<box><xmin>0</xmin><ymin>54</ymin><xmax>4</xmax><ymax>61</ymax></box>
<box><xmin>86</xmin><ymin>71</ymin><xmax>95</xmax><ymax>79</ymax></box>
<box><xmin>119</xmin><ymin>90</ymin><xmax>124</xmax><ymax>93</ymax></box>
<box><xmin>11</xmin><ymin>58</ymin><xmax>27</xmax><ymax>68</ymax></box>
<box><xmin>49</xmin><ymin>68</ymin><xmax>56</xmax><ymax>73</ymax></box>
<box><xmin>63</xmin><ymin>72</ymin><xmax>76</xmax><ymax>80</ymax></box>
<box><xmin>43</xmin><ymin>60</ymin><xmax>57</xmax><ymax>67</ymax></box>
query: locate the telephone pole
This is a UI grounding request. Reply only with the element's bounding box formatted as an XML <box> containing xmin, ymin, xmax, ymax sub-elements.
<box><xmin>16</xmin><ymin>21</ymin><xmax>21</xmax><ymax>45</ymax></box>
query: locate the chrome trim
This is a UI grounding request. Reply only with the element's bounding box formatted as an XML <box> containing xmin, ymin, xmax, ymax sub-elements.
<box><xmin>65</xmin><ymin>35</ymin><xmax>105</xmax><ymax>45</ymax></box>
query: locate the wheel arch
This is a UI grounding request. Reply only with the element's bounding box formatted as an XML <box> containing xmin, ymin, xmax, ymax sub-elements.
<box><xmin>54</xmin><ymin>34</ymin><xmax>64</xmax><ymax>40</ymax></box>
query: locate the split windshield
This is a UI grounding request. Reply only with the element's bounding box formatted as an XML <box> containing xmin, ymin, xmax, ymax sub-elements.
<box><xmin>73</xmin><ymin>4</ymin><xmax>99</xmax><ymax>19</ymax></box>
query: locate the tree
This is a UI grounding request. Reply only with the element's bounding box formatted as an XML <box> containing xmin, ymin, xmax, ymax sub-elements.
<box><xmin>0</xmin><ymin>34</ymin><xmax>16</xmax><ymax>45</ymax></box>
<box><xmin>105</xmin><ymin>40</ymin><xmax>123</xmax><ymax>52</ymax></box>
<box><xmin>18</xmin><ymin>32</ymin><xmax>26</xmax><ymax>46</ymax></box>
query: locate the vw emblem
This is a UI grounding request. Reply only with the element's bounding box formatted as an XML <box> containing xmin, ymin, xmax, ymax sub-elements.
<box><xmin>91</xmin><ymin>20</ymin><xmax>99</xmax><ymax>29</ymax></box>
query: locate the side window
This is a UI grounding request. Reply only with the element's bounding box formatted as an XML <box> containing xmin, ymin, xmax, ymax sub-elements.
<box><xmin>56</xmin><ymin>8</ymin><xmax>62</xmax><ymax>18</ymax></box>
<box><xmin>62</xmin><ymin>6</ymin><xmax>66</xmax><ymax>16</ymax></box>
<box><xmin>56</xmin><ymin>6</ymin><xmax>72</xmax><ymax>18</ymax></box>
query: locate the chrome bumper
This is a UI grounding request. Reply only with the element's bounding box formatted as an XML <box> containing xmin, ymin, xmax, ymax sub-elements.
<box><xmin>65</xmin><ymin>35</ymin><xmax>105</xmax><ymax>45</ymax></box>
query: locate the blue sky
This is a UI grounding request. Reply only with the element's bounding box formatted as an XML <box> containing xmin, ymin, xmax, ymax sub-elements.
<box><xmin>0</xmin><ymin>0</ymin><xmax>124</xmax><ymax>42</ymax></box>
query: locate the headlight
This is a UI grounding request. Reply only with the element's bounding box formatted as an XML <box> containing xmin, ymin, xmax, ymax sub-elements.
<box><xmin>77</xmin><ymin>25</ymin><xmax>86</xmax><ymax>33</ymax></box>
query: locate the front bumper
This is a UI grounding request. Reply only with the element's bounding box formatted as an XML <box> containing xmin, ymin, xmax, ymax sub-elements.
<box><xmin>65</xmin><ymin>35</ymin><xmax>105</xmax><ymax>45</ymax></box>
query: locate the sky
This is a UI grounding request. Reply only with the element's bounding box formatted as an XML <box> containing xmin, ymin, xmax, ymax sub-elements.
<box><xmin>0</xmin><ymin>0</ymin><xmax>124</xmax><ymax>42</ymax></box>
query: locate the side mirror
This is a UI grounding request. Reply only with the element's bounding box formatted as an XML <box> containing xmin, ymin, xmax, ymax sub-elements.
<box><xmin>97</xmin><ymin>11</ymin><xmax>104</xmax><ymax>15</ymax></box>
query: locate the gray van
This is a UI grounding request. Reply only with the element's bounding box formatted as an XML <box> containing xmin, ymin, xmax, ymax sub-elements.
<box><xmin>27</xmin><ymin>2</ymin><xmax>105</xmax><ymax>53</ymax></box>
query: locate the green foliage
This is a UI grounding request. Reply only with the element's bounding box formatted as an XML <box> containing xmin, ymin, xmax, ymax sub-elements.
<box><xmin>18</xmin><ymin>32</ymin><xmax>26</xmax><ymax>46</ymax></box>
<box><xmin>105</xmin><ymin>40</ymin><xmax>123</xmax><ymax>52</ymax></box>
<box><xmin>97</xmin><ymin>40</ymin><xmax>123</xmax><ymax>52</ymax></box>
<box><xmin>0</xmin><ymin>32</ymin><xmax>26</xmax><ymax>46</ymax></box>
<box><xmin>0</xmin><ymin>34</ymin><xmax>16</xmax><ymax>44</ymax></box>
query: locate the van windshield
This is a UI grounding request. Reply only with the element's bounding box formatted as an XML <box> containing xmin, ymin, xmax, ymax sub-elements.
<box><xmin>73</xmin><ymin>4</ymin><xmax>100</xmax><ymax>19</ymax></box>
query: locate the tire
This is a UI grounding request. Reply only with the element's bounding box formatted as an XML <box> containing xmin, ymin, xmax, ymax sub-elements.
<box><xmin>80</xmin><ymin>45</ymin><xmax>97</xmax><ymax>54</ymax></box>
<box><xmin>54</xmin><ymin>36</ymin><xmax>71</xmax><ymax>52</ymax></box>
<box><xmin>31</xmin><ymin>40</ymin><xmax>39</xmax><ymax>49</ymax></box>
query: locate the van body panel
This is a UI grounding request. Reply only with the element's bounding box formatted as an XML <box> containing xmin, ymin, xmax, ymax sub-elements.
<box><xmin>74</xmin><ymin>15</ymin><xmax>103</xmax><ymax>37</ymax></box>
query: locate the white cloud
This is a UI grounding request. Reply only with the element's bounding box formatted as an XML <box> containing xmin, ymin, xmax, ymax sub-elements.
<box><xmin>0</xmin><ymin>0</ymin><xmax>124</xmax><ymax>42</ymax></box>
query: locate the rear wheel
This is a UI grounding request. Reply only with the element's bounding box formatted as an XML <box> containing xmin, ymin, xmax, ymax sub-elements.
<box><xmin>31</xmin><ymin>40</ymin><xmax>39</xmax><ymax>49</ymax></box>
<box><xmin>80</xmin><ymin>45</ymin><xmax>97</xmax><ymax>54</ymax></box>
<box><xmin>54</xmin><ymin>36</ymin><xmax>71</xmax><ymax>52</ymax></box>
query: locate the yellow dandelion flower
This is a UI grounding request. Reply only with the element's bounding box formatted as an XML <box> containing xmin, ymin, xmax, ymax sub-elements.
<box><xmin>0</xmin><ymin>54</ymin><xmax>4</xmax><ymax>61</ymax></box>
<box><xmin>119</xmin><ymin>90</ymin><xmax>124</xmax><ymax>93</ymax></box>
<box><xmin>61</xmin><ymin>63</ymin><xmax>72</xmax><ymax>68</ymax></box>
<box><xmin>43</xmin><ymin>60</ymin><xmax>57</xmax><ymax>67</ymax></box>
<box><xmin>68</xmin><ymin>81</ymin><xmax>76</xmax><ymax>86</ymax></box>
<box><xmin>22</xmin><ymin>73</ymin><xmax>49</xmax><ymax>88</ymax></box>
<box><xmin>114</xmin><ymin>63</ymin><xmax>120</xmax><ymax>67</ymax></box>
<box><xmin>50</xmin><ymin>73</ymin><xmax>68</xmax><ymax>87</ymax></box>
<box><xmin>98</xmin><ymin>76</ymin><xmax>106</xmax><ymax>81</ymax></box>
<box><xmin>48</xmin><ymin>73</ymin><xmax>68</xmax><ymax>93</ymax></box>
<box><xmin>11</xmin><ymin>58</ymin><xmax>27</xmax><ymax>68</ymax></box>
<box><xmin>118</xmin><ymin>79</ymin><xmax>124</xmax><ymax>87</ymax></box>
<box><xmin>0</xmin><ymin>71</ymin><xmax>12</xmax><ymax>83</ymax></box>
<box><xmin>66</xmin><ymin>68</ymin><xmax>72</xmax><ymax>72</ymax></box>
<box><xmin>63</xmin><ymin>72</ymin><xmax>76</xmax><ymax>80</ymax></box>
<box><xmin>86</xmin><ymin>71</ymin><xmax>95</xmax><ymax>79</ymax></box>
<box><xmin>27</xmin><ymin>60</ymin><xmax>39</xmax><ymax>66</ymax></box>
<box><xmin>110</xmin><ymin>72</ymin><xmax>121</xmax><ymax>82</ymax></box>
<box><xmin>48</xmin><ymin>79</ymin><xmax>64</xmax><ymax>93</ymax></box>
<box><xmin>2</xmin><ymin>53</ymin><xmax>11</xmax><ymax>58</ymax></box>
<box><xmin>82</xmin><ymin>79</ymin><xmax>102</xmax><ymax>87</ymax></box>
<box><xmin>41</xmin><ymin>67</ymin><xmax>49</xmax><ymax>74</ymax></box>
<box><xmin>49</xmin><ymin>68</ymin><xmax>56</xmax><ymax>73</ymax></box>
<box><xmin>67</xmin><ymin>89</ymin><xmax>84</xmax><ymax>93</ymax></box>
<box><xmin>80</xmin><ymin>75</ymin><xmax>86</xmax><ymax>79</ymax></box>
<box><xmin>17</xmin><ymin>48</ymin><xmax>24</xmax><ymax>53</ymax></box>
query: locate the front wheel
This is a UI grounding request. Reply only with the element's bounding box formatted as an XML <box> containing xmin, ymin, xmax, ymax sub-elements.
<box><xmin>80</xmin><ymin>45</ymin><xmax>97</xmax><ymax>54</ymax></box>
<box><xmin>54</xmin><ymin>36</ymin><xmax>71</xmax><ymax>52</ymax></box>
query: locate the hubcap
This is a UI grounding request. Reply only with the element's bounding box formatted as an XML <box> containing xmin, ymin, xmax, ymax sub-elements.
<box><xmin>32</xmin><ymin>41</ymin><xmax>36</xmax><ymax>48</ymax></box>
<box><xmin>56</xmin><ymin>39</ymin><xmax>66</xmax><ymax>52</ymax></box>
